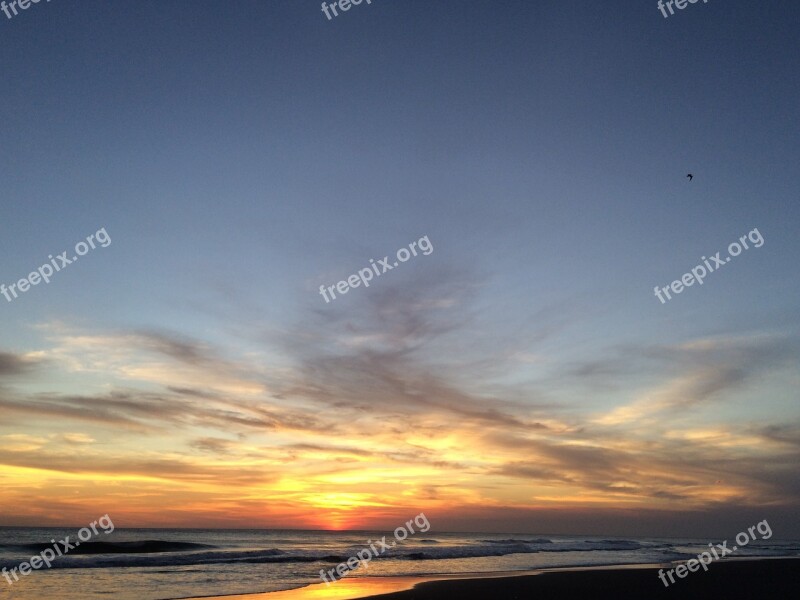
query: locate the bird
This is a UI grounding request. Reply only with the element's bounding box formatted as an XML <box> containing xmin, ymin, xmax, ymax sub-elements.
<box><xmin>687</xmin><ymin>173</ymin><xmax>693</xmax><ymax>181</ymax></box>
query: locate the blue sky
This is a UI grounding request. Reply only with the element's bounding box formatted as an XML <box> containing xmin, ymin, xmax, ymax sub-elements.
<box><xmin>0</xmin><ymin>0</ymin><xmax>799</xmax><ymax>535</ymax></box>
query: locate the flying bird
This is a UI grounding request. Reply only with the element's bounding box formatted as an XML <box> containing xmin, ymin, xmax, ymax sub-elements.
<box><xmin>687</xmin><ymin>173</ymin><xmax>693</xmax><ymax>181</ymax></box>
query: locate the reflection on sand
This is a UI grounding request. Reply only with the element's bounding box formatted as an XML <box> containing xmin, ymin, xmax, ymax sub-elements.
<box><xmin>193</xmin><ymin>571</ymin><xmax>547</xmax><ymax>600</ymax></box>
<box><xmin>189</xmin><ymin>565</ymin><xmax>671</xmax><ymax>600</ymax></box>
<box><xmin>193</xmin><ymin>576</ymin><xmax>422</xmax><ymax>600</ymax></box>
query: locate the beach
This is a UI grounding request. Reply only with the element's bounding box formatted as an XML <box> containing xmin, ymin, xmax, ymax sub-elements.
<box><xmin>191</xmin><ymin>558</ymin><xmax>800</xmax><ymax>600</ymax></box>
<box><xmin>3</xmin><ymin>527</ymin><xmax>797</xmax><ymax>600</ymax></box>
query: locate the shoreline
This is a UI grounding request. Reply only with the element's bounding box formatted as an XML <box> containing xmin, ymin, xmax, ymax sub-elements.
<box><xmin>181</xmin><ymin>557</ymin><xmax>800</xmax><ymax>600</ymax></box>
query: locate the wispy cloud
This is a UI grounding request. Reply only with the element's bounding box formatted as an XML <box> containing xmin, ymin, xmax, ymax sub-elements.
<box><xmin>1</xmin><ymin>281</ymin><xmax>798</xmax><ymax>531</ymax></box>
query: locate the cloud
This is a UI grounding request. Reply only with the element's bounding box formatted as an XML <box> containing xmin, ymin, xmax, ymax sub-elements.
<box><xmin>757</xmin><ymin>424</ymin><xmax>800</xmax><ymax>448</ymax></box>
<box><xmin>593</xmin><ymin>333</ymin><xmax>799</xmax><ymax>425</ymax></box>
<box><xmin>136</xmin><ymin>331</ymin><xmax>224</xmax><ymax>368</ymax></box>
<box><xmin>0</xmin><ymin>448</ymin><xmax>279</xmax><ymax>486</ymax></box>
<box><xmin>190</xmin><ymin>437</ymin><xmax>237</xmax><ymax>454</ymax></box>
<box><xmin>1</xmin><ymin>281</ymin><xmax>798</xmax><ymax>532</ymax></box>
<box><xmin>60</xmin><ymin>433</ymin><xmax>95</xmax><ymax>444</ymax></box>
<box><xmin>28</xmin><ymin>326</ymin><xmax>270</xmax><ymax>397</ymax></box>
<box><xmin>0</xmin><ymin>387</ymin><xmax>327</xmax><ymax>436</ymax></box>
<box><xmin>0</xmin><ymin>434</ymin><xmax>49</xmax><ymax>452</ymax></box>
<box><xmin>0</xmin><ymin>351</ymin><xmax>41</xmax><ymax>376</ymax></box>
<box><xmin>279</xmin><ymin>269</ymin><xmax>554</xmax><ymax>433</ymax></box>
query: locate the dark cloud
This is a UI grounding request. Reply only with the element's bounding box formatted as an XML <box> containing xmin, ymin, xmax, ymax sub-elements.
<box><xmin>0</xmin><ymin>388</ymin><xmax>327</xmax><ymax>436</ymax></box>
<box><xmin>0</xmin><ymin>351</ymin><xmax>40</xmax><ymax>376</ymax></box>
<box><xmin>136</xmin><ymin>331</ymin><xmax>216</xmax><ymax>367</ymax></box>
<box><xmin>168</xmin><ymin>386</ymin><xmax>221</xmax><ymax>399</ymax></box>
<box><xmin>556</xmin><ymin>334</ymin><xmax>799</xmax><ymax>409</ymax></box>
<box><xmin>278</xmin><ymin>269</ymin><xmax>554</xmax><ymax>432</ymax></box>
<box><xmin>190</xmin><ymin>437</ymin><xmax>237</xmax><ymax>454</ymax></box>
<box><xmin>757</xmin><ymin>423</ymin><xmax>800</xmax><ymax>448</ymax></box>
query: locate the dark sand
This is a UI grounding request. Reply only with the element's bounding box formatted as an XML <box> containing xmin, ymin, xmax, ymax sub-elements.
<box><xmin>361</xmin><ymin>559</ymin><xmax>800</xmax><ymax>600</ymax></box>
<box><xmin>193</xmin><ymin>558</ymin><xmax>800</xmax><ymax>600</ymax></box>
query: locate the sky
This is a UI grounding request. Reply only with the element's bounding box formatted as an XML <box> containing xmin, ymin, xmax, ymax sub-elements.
<box><xmin>0</xmin><ymin>0</ymin><xmax>799</xmax><ymax>537</ymax></box>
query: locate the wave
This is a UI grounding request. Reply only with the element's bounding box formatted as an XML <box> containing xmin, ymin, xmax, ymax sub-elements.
<box><xmin>483</xmin><ymin>538</ymin><xmax>552</xmax><ymax>545</ymax></box>
<box><xmin>0</xmin><ymin>547</ymin><xmax>287</xmax><ymax>570</ymax></box>
<box><xmin>4</xmin><ymin>540</ymin><xmax>216</xmax><ymax>555</ymax></box>
<box><xmin>1</xmin><ymin>537</ymin><xmax>797</xmax><ymax>571</ymax></box>
<box><xmin>399</xmin><ymin>539</ymin><xmax>647</xmax><ymax>560</ymax></box>
<box><xmin>0</xmin><ymin>538</ymin><xmax>646</xmax><ymax>569</ymax></box>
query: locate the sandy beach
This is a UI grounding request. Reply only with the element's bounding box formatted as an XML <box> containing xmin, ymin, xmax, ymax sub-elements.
<box><xmin>187</xmin><ymin>558</ymin><xmax>800</xmax><ymax>600</ymax></box>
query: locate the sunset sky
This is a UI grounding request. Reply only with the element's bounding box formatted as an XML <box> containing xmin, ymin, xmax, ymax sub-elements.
<box><xmin>1</xmin><ymin>1</ymin><xmax>799</xmax><ymax>537</ymax></box>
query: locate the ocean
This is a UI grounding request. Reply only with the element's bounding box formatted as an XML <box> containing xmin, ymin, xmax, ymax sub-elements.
<box><xmin>1</xmin><ymin>528</ymin><xmax>798</xmax><ymax>599</ymax></box>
